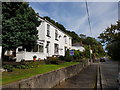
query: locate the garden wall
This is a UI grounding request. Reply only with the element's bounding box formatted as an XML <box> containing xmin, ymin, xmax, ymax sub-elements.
<box><xmin>2</xmin><ymin>61</ymin><xmax>90</xmax><ymax>89</ymax></box>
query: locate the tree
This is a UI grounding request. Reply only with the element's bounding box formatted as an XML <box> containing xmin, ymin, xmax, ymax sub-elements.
<box><xmin>66</xmin><ymin>31</ymin><xmax>81</xmax><ymax>43</ymax></box>
<box><xmin>2</xmin><ymin>2</ymin><xmax>41</xmax><ymax>57</ymax></box>
<box><xmin>98</xmin><ymin>21</ymin><xmax>120</xmax><ymax>60</ymax></box>
<box><xmin>79</xmin><ymin>34</ymin><xmax>86</xmax><ymax>39</ymax></box>
<box><xmin>106</xmin><ymin>41</ymin><xmax>120</xmax><ymax>60</ymax></box>
<box><xmin>80</xmin><ymin>35</ymin><xmax>105</xmax><ymax>58</ymax></box>
<box><xmin>44</xmin><ymin>16</ymin><xmax>66</xmax><ymax>32</ymax></box>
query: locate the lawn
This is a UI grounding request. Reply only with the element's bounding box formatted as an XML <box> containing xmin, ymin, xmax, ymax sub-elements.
<box><xmin>2</xmin><ymin>62</ymin><xmax>79</xmax><ymax>85</ymax></box>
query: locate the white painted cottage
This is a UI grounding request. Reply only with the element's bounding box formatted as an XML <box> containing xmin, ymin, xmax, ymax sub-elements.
<box><xmin>16</xmin><ymin>16</ymin><xmax>72</xmax><ymax>62</ymax></box>
<box><xmin>71</xmin><ymin>42</ymin><xmax>85</xmax><ymax>52</ymax></box>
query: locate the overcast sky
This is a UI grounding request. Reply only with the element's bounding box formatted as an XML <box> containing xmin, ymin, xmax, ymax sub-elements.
<box><xmin>28</xmin><ymin>2</ymin><xmax>118</xmax><ymax>38</ymax></box>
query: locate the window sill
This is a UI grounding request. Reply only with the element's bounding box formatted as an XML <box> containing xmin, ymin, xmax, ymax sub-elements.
<box><xmin>46</xmin><ymin>35</ymin><xmax>51</xmax><ymax>38</ymax></box>
<box><xmin>55</xmin><ymin>39</ymin><xmax>59</xmax><ymax>41</ymax></box>
<box><xmin>54</xmin><ymin>53</ymin><xmax>59</xmax><ymax>55</ymax></box>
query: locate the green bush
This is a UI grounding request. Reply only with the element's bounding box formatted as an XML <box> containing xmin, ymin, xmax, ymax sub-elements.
<box><xmin>64</xmin><ymin>49</ymin><xmax>73</xmax><ymax>62</ymax></box>
<box><xmin>15</xmin><ymin>65</ymin><xmax>29</xmax><ymax>69</ymax></box>
<box><xmin>73</xmin><ymin>50</ymin><xmax>81</xmax><ymax>60</ymax></box>
<box><xmin>27</xmin><ymin>61</ymin><xmax>40</xmax><ymax>68</ymax></box>
<box><xmin>3</xmin><ymin>65</ymin><xmax>14</xmax><ymax>72</ymax></box>
<box><xmin>64</xmin><ymin>49</ymin><xmax>84</xmax><ymax>62</ymax></box>
<box><xmin>3</xmin><ymin>61</ymin><xmax>45</xmax><ymax>71</ymax></box>
<box><xmin>45</xmin><ymin>57</ymin><xmax>61</xmax><ymax>64</ymax></box>
<box><xmin>15</xmin><ymin>61</ymin><xmax>39</xmax><ymax>69</ymax></box>
<box><xmin>64</xmin><ymin>55</ymin><xmax>73</xmax><ymax>62</ymax></box>
<box><xmin>76</xmin><ymin>58</ymin><xmax>84</xmax><ymax>62</ymax></box>
<box><xmin>59</xmin><ymin>56</ymin><xmax>65</xmax><ymax>61</ymax></box>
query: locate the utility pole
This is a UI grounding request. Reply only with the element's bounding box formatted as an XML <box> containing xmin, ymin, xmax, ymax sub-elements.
<box><xmin>85</xmin><ymin>0</ymin><xmax>93</xmax><ymax>63</ymax></box>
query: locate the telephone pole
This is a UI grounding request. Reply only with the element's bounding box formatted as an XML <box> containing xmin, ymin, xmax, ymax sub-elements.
<box><xmin>85</xmin><ymin>0</ymin><xmax>93</xmax><ymax>63</ymax></box>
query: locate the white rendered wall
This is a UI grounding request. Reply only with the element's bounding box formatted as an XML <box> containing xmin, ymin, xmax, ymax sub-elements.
<box><xmin>43</xmin><ymin>21</ymin><xmax>72</xmax><ymax>57</ymax></box>
<box><xmin>37</xmin><ymin>21</ymin><xmax>45</xmax><ymax>41</ymax></box>
<box><xmin>16</xmin><ymin>52</ymin><xmax>46</xmax><ymax>62</ymax></box>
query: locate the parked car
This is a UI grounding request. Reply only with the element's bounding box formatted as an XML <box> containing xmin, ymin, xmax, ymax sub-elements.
<box><xmin>100</xmin><ymin>57</ymin><xmax>105</xmax><ymax>62</ymax></box>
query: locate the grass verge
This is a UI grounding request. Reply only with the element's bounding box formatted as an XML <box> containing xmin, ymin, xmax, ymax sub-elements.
<box><xmin>2</xmin><ymin>62</ymin><xmax>79</xmax><ymax>85</ymax></box>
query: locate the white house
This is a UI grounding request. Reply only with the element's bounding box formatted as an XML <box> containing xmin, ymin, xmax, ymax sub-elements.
<box><xmin>71</xmin><ymin>46</ymin><xmax>85</xmax><ymax>52</ymax></box>
<box><xmin>71</xmin><ymin>42</ymin><xmax>85</xmax><ymax>52</ymax></box>
<box><xmin>16</xmin><ymin>16</ymin><xmax>72</xmax><ymax>62</ymax></box>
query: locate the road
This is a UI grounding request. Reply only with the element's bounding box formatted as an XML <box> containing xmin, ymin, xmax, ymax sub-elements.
<box><xmin>100</xmin><ymin>59</ymin><xmax>119</xmax><ymax>89</ymax></box>
<box><xmin>53</xmin><ymin>63</ymin><xmax>98</xmax><ymax>89</ymax></box>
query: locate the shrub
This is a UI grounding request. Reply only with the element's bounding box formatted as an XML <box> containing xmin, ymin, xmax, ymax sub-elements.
<box><xmin>45</xmin><ymin>57</ymin><xmax>61</xmax><ymax>64</ymax></box>
<box><xmin>59</xmin><ymin>56</ymin><xmax>65</xmax><ymax>61</ymax></box>
<box><xmin>73</xmin><ymin>50</ymin><xmax>80</xmax><ymax>59</ymax></box>
<box><xmin>64</xmin><ymin>49</ymin><xmax>72</xmax><ymax>62</ymax></box>
<box><xmin>74</xmin><ymin>58</ymin><xmax>83</xmax><ymax>62</ymax></box>
<box><xmin>15</xmin><ymin>65</ymin><xmax>28</xmax><ymax>69</ymax></box>
<box><xmin>27</xmin><ymin>61</ymin><xmax>39</xmax><ymax>67</ymax></box>
<box><xmin>15</xmin><ymin>62</ymin><xmax>39</xmax><ymax>69</ymax></box>
<box><xmin>64</xmin><ymin>49</ymin><xmax>85</xmax><ymax>62</ymax></box>
<box><xmin>3</xmin><ymin>65</ymin><xmax>14</xmax><ymax>72</ymax></box>
<box><xmin>64</xmin><ymin>55</ymin><xmax>73</xmax><ymax>62</ymax></box>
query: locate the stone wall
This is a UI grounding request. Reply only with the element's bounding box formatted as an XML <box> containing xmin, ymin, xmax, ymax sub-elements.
<box><xmin>2</xmin><ymin>61</ymin><xmax>89</xmax><ymax>89</ymax></box>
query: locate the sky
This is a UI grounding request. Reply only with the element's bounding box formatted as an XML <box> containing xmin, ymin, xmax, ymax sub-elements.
<box><xmin>28</xmin><ymin>1</ymin><xmax>118</xmax><ymax>38</ymax></box>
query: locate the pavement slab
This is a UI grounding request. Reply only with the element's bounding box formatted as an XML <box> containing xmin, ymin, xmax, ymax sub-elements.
<box><xmin>100</xmin><ymin>59</ymin><xmax>119</xmax><ymax>89</ymax></box>
<box><xmin>53</xmin><ymin>63</ymin><xmax>98</xmax><ymax>89</ymax></box>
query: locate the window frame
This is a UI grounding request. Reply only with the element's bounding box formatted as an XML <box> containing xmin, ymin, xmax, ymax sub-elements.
<box><xmin>38</xmin><ymin>45</ymin><xmax>44</xmax><ymax>53</ymax></box>
<box><xmin>46</xmin><ymin>41</ymin><xmax>50</xmax><ymax>53</ymax></box>
<box><xmin>64</xmin><ymin>36</ymin><xmax>67</xmax><ymax>44</ymax></box>
<box><xmin>55</xmin><ymin>29</ymin><xmax>58</xmax><ymax>40</ymax></box>
<box><xmin>47</xmin><ymin>24</ymin><xmax>50</xmax><ymax>37</ymax></box>
<box><xmin>33</xmin><ymin>44</ymin><xmax>39</xmax><ymax>52</ymax></box>
<box><xmin>54</xmin><ymin>44</ymin><xmax>59</xmax><ymax>54</ymax></box>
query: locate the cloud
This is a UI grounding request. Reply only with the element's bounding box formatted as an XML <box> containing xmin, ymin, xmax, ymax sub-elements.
<box><xmin>88</xmin><ymin>2</ymin><xmax>118</xmax><ymax>37</ymax></box>
<box><xmin>29</xmin><ymin>3</ymin><xmax>49</xmax><ymax>16</ymax></box>
<box><xmin>29</xmin><ymin>2</ymin><xmax>118</xmax><ymax>38</ymax></box>
<box><xmin>26</xmin><ymin>0</ymin><xmax>119</xmax><ymax>2</ymax></box>
<box><xmin>66</xmin><ymin>2</ymin><xmax>118</xmax><ymax>38</ymax></box>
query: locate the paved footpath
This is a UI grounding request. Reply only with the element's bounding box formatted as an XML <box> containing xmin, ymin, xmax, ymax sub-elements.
<box><xmin>100</xmin><ymin>59</ymin><xmax>119</xmax><ymax>89</ymax></box>
<box><xmin>53</xmin><ymin>63</ymin><xmax>98</xmax><ymax>89</ymax></box>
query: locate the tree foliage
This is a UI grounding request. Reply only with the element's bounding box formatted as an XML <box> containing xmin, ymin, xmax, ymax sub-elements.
<box><xmin>81</xmin><ymin>36</ymin><xmax>106</xmax><ymax>58</ymax></box>
<box><xmin>66</xmin><ymin>31</ymin><xmax>81</xmax><ymax>43</ymax></box>
<box><xmin>98</xmin><ymin>21</ymin><xmax>120</xmax><ymax>60</ymax></box>
<box><xmin>2</xmin><ymin>2</ymin><xmax>40</xmax><ymax>52</ymax></box>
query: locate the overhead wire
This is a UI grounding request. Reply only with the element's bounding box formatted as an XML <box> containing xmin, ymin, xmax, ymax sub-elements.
<box><xmin>85</xmin><ymin>0</ymin><xmax>92</xmax><ymax>36</ymax></box>
<box><xmin>85</xmin><ymin>0</ymin><xmax>93</xmax><ymax>62</ymax></box>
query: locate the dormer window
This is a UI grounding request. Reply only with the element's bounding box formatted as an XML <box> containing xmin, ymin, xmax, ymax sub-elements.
<box><xmin>47</xmin><ymin>24</ymin><xmax>50</xmax><ymax>37</ymax></box>
<box><xmin>55</xmin><ymin>29</ymin><xmax>58</xmax><ymax>40</ymax></box>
